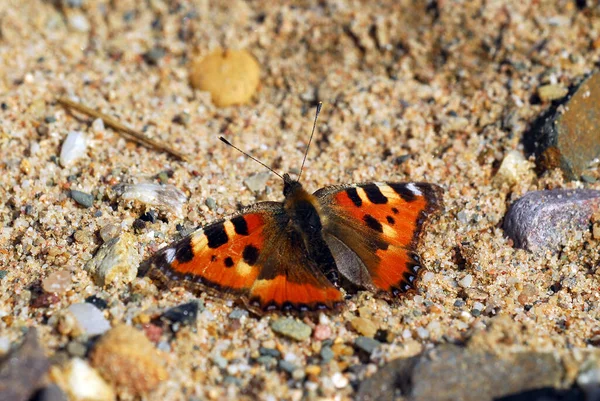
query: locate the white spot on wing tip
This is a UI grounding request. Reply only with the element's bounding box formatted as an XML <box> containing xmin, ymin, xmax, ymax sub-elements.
<box><xmin>164</xmin><ymin>248</ymin><xmax>176</xmax><ymax>263</ymax></box>
<box><xmin>406</xmin><ymin>183</ymin><xmax>422</xmax><ymax>196</ymax></box>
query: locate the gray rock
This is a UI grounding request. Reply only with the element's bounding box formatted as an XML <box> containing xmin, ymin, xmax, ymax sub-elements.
<box><xmin>354</xmin><ymin>336</ymin><xmax>381</xmax><ymax>355</ymax></box>
<box><xmin>270</xmin><ymin>318</ymin><xmax>312</xmax><ymax>341</ymax></box>
<box><xmin>525</xmin><ymin>73</ymin><xmax>600</xmax><ymax>180</ymax></box>
<box><xmin>70</xmin><ymin>190</ymin><xmax>93</xmax><ymax>208</ymax></box>
<box><xmin>30</xmin><ymin>384</ymin><xmax>68</xmax><ymax>401</ymax></box>
<box><xmin>0</xmin><ymin>329</ymin><xmax>50</xmax><ymax>401</ymax></box>
<box><xmin>356</xmin><ymin>345</ymin><xmax>564</xmax><ymax>401</ymax></box>
<box><xmin>503</xmin><ymin>189</ymin><xmax>600</xmax><ymax>252</ymax></box>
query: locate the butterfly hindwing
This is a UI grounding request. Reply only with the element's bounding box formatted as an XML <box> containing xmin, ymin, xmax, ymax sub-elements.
<box><xmin>138</xmin><ymin>202</ymin><xmax>343</xmax><ymax>313</ymax></box>
<box><xmin>315</xmin><ymin>182</ymin><xmax>443</xmax><ymax>296</ymax></box>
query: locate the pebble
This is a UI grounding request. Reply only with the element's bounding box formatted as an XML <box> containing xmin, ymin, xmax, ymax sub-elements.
<box><xmin>42</xmin><ymin>270</ymin><xmax>72</xmax><ymax>294</ymax></box>
<box><xmin>458</xmin><ymin>274</ymin><xmax>473</xmax><ymax>288</ymax></box>
<box><xmin>320</xmin><ymin>346</ymin><xmax>334</xmax><ymax>362</ymax></box>
<box><xmin>91</xmin><ymin>118</ymin><xmax>104</xmax><ymax>132</ymax></box>
<box><xmin>0</xmin><ymin>270</ymin><xmax>6</xmax><ymax>280</ymax></box>
<box><xmin>494</xmin><ymin>150</ymin><xmax>533</xmax><ymax>186</ymax></box>
<box><xmin>243</xmin><ymin>171</ymin><xmax>271</xmax><ymax>193</ymax></box>
<box><xmin>99</xmin><ymin>224</ymin><xmax>120</xmax><ymax>242</ymax></box>
<box><xmin>160</xmin><ymin>301</ymin><xmax>200</xmax><ymax>328</ymax></box>
<box><xmin>416</xmin><ymin>327</ymin><xmax>430</xmax><ymax>339</ymax></box>
<box><xmin>259</xmin><ymin>347</ymin><xmax>281</xmax><ymax>358</ymax></box>
<box><xmin>270</xmin><ymin>318</ymin><xmax>312</xmax><ymax>341</ymax></box>
<box><xmin>278</xmin><ymin>360</ymin><xmax>298</xmax><ymax>374</ymax></box>
<box><xmin>189</xmin><ymin>48</ymin><xmax>260</xmax><ymax>108</ymax></box>
<box><xmin>228</xmin><ymin>308</ymin><xmax>249</xmax><ymax>320</ymax></box>
<box><xmin>67</xmin><ymin>303</ymin><xmax>111</xmax><ymax>336</ymax></box>
<box><xmin>313</xmin><ymin>324</ymin><xmax>332</xmax><ymax>341</ymax></box>
<box><xmin>537</xmin><ymin>84</ymin><xmax>568</xmax><ymax>102</ymax></box>
<box><xmin>0</xmin><ymin>329</ymin><xmax>50</xmax><ymax>401</ymax></box>
<box><xmin>331</xmin><ymin>372</ymin><xmax>349</xmax><ymax>389</ymax></box>
<box><xmin>114</xmin><ymin>183</ymin><xmax>187</xmax><ymax>217</ymax></box>
<box><xmin>527</xmin><ymin>73</ymin><xmax>600</xmax><ymax>180</ymax></box>
<box><xmin>52</xmin><ymin>358</ymin><xmax>115</xmax><ymax>401</ymax></box>
<box><xmin>60</xmin><ymin>131</ymin><xmax>88</xmax><ymax>167</ymax></box>
<box><xmin>256</xmin><ymin>356</ymin><xmax>277</xmax><ymax>369</ymax></box>
<box><xmin>84</xmin><ymin>295</ymin><xmax>108</xmax><ymax>310</ymax></box>
<box><xmin>68</xmin><ymin>13</ymin><xmax>90</xmax><ymax>32</ymax></box>
<box><xmin>66</xmin><ymin>341</ymin><xmax>87</xmax><ymax>358</ymax></box>
<box><xmin>205</xmin><ymin>197</ymin><xmax>217</xmax><ymax>210</ymax></box>
<box><xmin>503</xmin><ymin>189</ymin><xmax>600</xmax><ymax>252</ymax></box>
<box><xmin>84</xmin><ymin>233</ymin><xmax>140</xmax><ymax>287</ymax></box>
<box><xmin>350</xmin><ymin>317</ymin><xmax>378</xmax><ymax>338</ymax></box>
<box><xmin>70</xmin><ymin>190</ymin><xmax>93</xmax><ymax>208</ymax></box>
<box><xmin>89</xmin><ymin>325</ymin><xmax>167</xmax><ymax>395</ymax></box>
<box><xmin>354</xmin><ymin>336</ymin><xmax>381</xmax><ymax>354</ymax></box>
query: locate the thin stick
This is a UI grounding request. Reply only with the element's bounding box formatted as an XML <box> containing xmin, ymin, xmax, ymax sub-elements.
<box><xmin>219</xmin><ymin>136</ymin><xmax>283</xmax><ymax>179</ymax></box>
<box><xmin>297</xmin><ymin>102</ymin><xmax>322</xmax><ymax>182</ymax></box>
<box><xmin>57</xmin><ymin>97</ymin><xmax>189</xmax><ymax>162</ymax></box>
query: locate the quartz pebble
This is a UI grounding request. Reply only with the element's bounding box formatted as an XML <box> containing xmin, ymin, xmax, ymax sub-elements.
<box><xmin>60</xmin><ymin>131</ymin><xmax>88</xmax><ymax>167</ymax></box>
<box><xmin>503</xmin><ymin>189</ymin><xmax>600</xmax><ymax>252</ymax></box>
<box><xmin>84</xmin><ymin>233</ymin><xmax>139</xmax><ymax>287</ymax></box>
<box><xmin>90</xmin><ymin>325</ymin><xmax>167</xmax><ymax>395</ymax></box>
<box><xmin>114</xmin><ymin>183</ymin><xmax>187</xmax><ymax>217</ymax></box>
<box><xmin>350</xmin><ymin>317</ymin><xmax>378</xmax><ymax>338</ymax></box>
<box><xmin>52</xmin><ymin>358</ymin><xmax>115</xmax><ymax>401</ymax></box>
<box><xmin>494</xmin><ymin>150</ymin><xmax>533</xmax><ymax>186</ymax></box>
<box><xmin>42</xmin><ymin>270</ymin><xmax>72</xmax><ymax>294</ymax></box>
<box><xmin>270</xmin><ymin>318</ymin><xmax>312</xmax><ymax>341</ymax></box>
<box><xmin>189</xmin><ymin>48</ymin><xmax>260</xmax><ymax>108</ymax></box>
<box><xmin>67</xmin><ymin>303</ymin><xmax>111</xmax><ymax>336</ymax></box>
<box><xmin>458</xmin><ymin>274</ymin><xmax>473</xmax><ymax>289</ymax></box>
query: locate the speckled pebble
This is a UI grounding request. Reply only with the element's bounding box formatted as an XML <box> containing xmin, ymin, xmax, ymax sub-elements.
<box><xmin>67</xmin><ymin>303</ymin><xmax>111</xmax><ymax>336</ymax></box>
<box><xmin>84</xmin><ymin>233</ymin><xmax>140</xmax><ymax>287</ymax></box>
<box><xmin>90</xmin><ymin>325</ymin><xmax>167</xmax><ymax>395</ymax></box>
<box><xmin>270</xmin><ymin>318</ymin><xmax>312</xmax><ymax>341</ymax></box>
<box><xmin>42</xmin><ymin>270</ymin><xmax>72</xmax><ymax>294</ymax></box>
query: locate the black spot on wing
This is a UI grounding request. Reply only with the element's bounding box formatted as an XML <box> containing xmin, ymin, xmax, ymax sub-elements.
<box><xmin>242</xmin><ymin>244</ymin><xmax>260</xmax><ymax>265</ymax></box>
<box><xmin>210</xmin><ymin>255</ymin><xmax>217</xmax><ymax>262</ymax></box>
<box><xmin>345</xmin><ymin>187</ymin><xmax>362</xmax><ymax>207</ymax></box>
<box><xmin>363</xmin><ymin>214</ymin><xmax>383</xmax><ymax>233</ymax></box>
<box><xmin>204</xmin><ymin>222</ymin><xmax>228</xmax><ymax>248</ymax></box>
<box><xmin>361</xmin><ymin>184</ymin><xmax>388</xmax><ymax>204</ymax></box>
<box><xmin>224</xmin><ymin>256</ymin><xmax>234</xmax><ymax>268</ymax></box>
<box><xmin>175</xmin><ymin>239</ymin><xmax>194</xmax><ymax>263</ymax></box>
<box><xmin>231</xmin><ymin>215</ymin><xmax>249</xmax><ymax>235</ymax></box>
<box><xmin>386</xmin><ymin>215</ymin><xmax>395</xmax><ymax>225</ymax></box>
<box><xmin>389</xmin><ymin>183</ymin><xmax>416</xmax><ymax>202</ymax></box>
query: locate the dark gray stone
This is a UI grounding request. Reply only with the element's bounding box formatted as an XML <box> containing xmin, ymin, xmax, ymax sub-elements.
<box><xmin>0</xmin><ymin>329</ymin><xmax>50</xmax><ymax>401</ymax></box>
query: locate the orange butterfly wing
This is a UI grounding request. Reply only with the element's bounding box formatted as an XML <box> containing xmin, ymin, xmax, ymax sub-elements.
<box><xmin>315</xmin><ymin>182</ymin><xmax>443</xmax><ymax>296</ymax></box>
<box><xmin>138</xmin><ymin>202</ymin><xmax>343</xmax><ymax>313</ymax></box>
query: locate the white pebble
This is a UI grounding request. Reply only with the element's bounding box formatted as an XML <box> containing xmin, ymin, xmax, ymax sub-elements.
<box><xmin>115</xmin><ymin>183</ymin><xmax>187</xmax><ymax>216</ymax></box>
<box><xmin>0</xmin><ymin>336</ymin><xmax>10</xmax><ymax>355</ymax></box>
<box><xmin>63</xmin><ymin>358</ymin><xmax>115</xmax><ymax>401</ymax></box>
<box><xmin>473</xmin><ymin>302</ymin><xmax>485</xmax><ymax>311</ymax></box>
<box><xmin>458</xmin><ymin>274</ymin><xmax>473</xmax><ymax>288</ymax></box>
<box><xmin>67</xmin><ymin>303</ymin><xmax>111</xmax><ymax>336</ymax></box>
<box><xmin>416</xmin><ymin>327</ymin><xmax>430</xmax><ymax>339</ymax></box>
<box><xmin>92</xmin><ymin>118</ymin><xmax>105</xmax><ymax>132</ymax></box>
<box><xmin>331</xmin><ymin>372</ymin><xmax>349</xmax><ymax>389</ymax></box>
<box><xmin>60</xmin><ymin>131</ymin><xmax>88</xmax><ymax>167</ymax></box>
<box><xmin>69</xmin><ymin>14</ymin><xmax>91</xmax><ymax>32</ymax></box>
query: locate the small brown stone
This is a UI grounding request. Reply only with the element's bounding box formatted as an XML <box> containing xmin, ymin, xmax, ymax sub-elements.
<box><xmin>90</xmin><ymin>324</ymin><xmax>167</xmax><ymax>395</ymax></box>
<box><xmin>350</xmin><ymin>317</ymin><xmax>378</xmax><ymax>338</ymax></box>
<box><xmin>189</xmin><ymin>48</ymin><xmax>260</xmax><ymax>108</ymax></box>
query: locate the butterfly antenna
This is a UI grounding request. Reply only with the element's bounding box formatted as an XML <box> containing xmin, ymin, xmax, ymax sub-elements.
<box><xmin>297</xmin><ymin>102</ymin><xmax>322</xmax><ymax>182</ymax></box>
<box><xmin>219</xmin><ymin>136</ymin><xmax>284</xmax><ymax>180</ymax></box>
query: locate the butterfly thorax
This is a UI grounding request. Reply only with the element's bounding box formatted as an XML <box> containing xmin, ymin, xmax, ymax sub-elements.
<box><xmin>282</xmin><ymin>173</ymin><xmax>325</xmax><ymax>237</ymax></box>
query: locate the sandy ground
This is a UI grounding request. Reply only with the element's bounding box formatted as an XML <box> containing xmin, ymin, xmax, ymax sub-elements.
<box><xmin>1</xmin><ymin>0</ymin><xmax>600</xmax><ymax>400</ymax></box>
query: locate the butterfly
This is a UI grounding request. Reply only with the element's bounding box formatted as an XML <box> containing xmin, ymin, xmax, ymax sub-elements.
<box><xmin>138</xmin><ymin>105</ymin><xmax>443</xmax><ymax>314</ymax></box>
